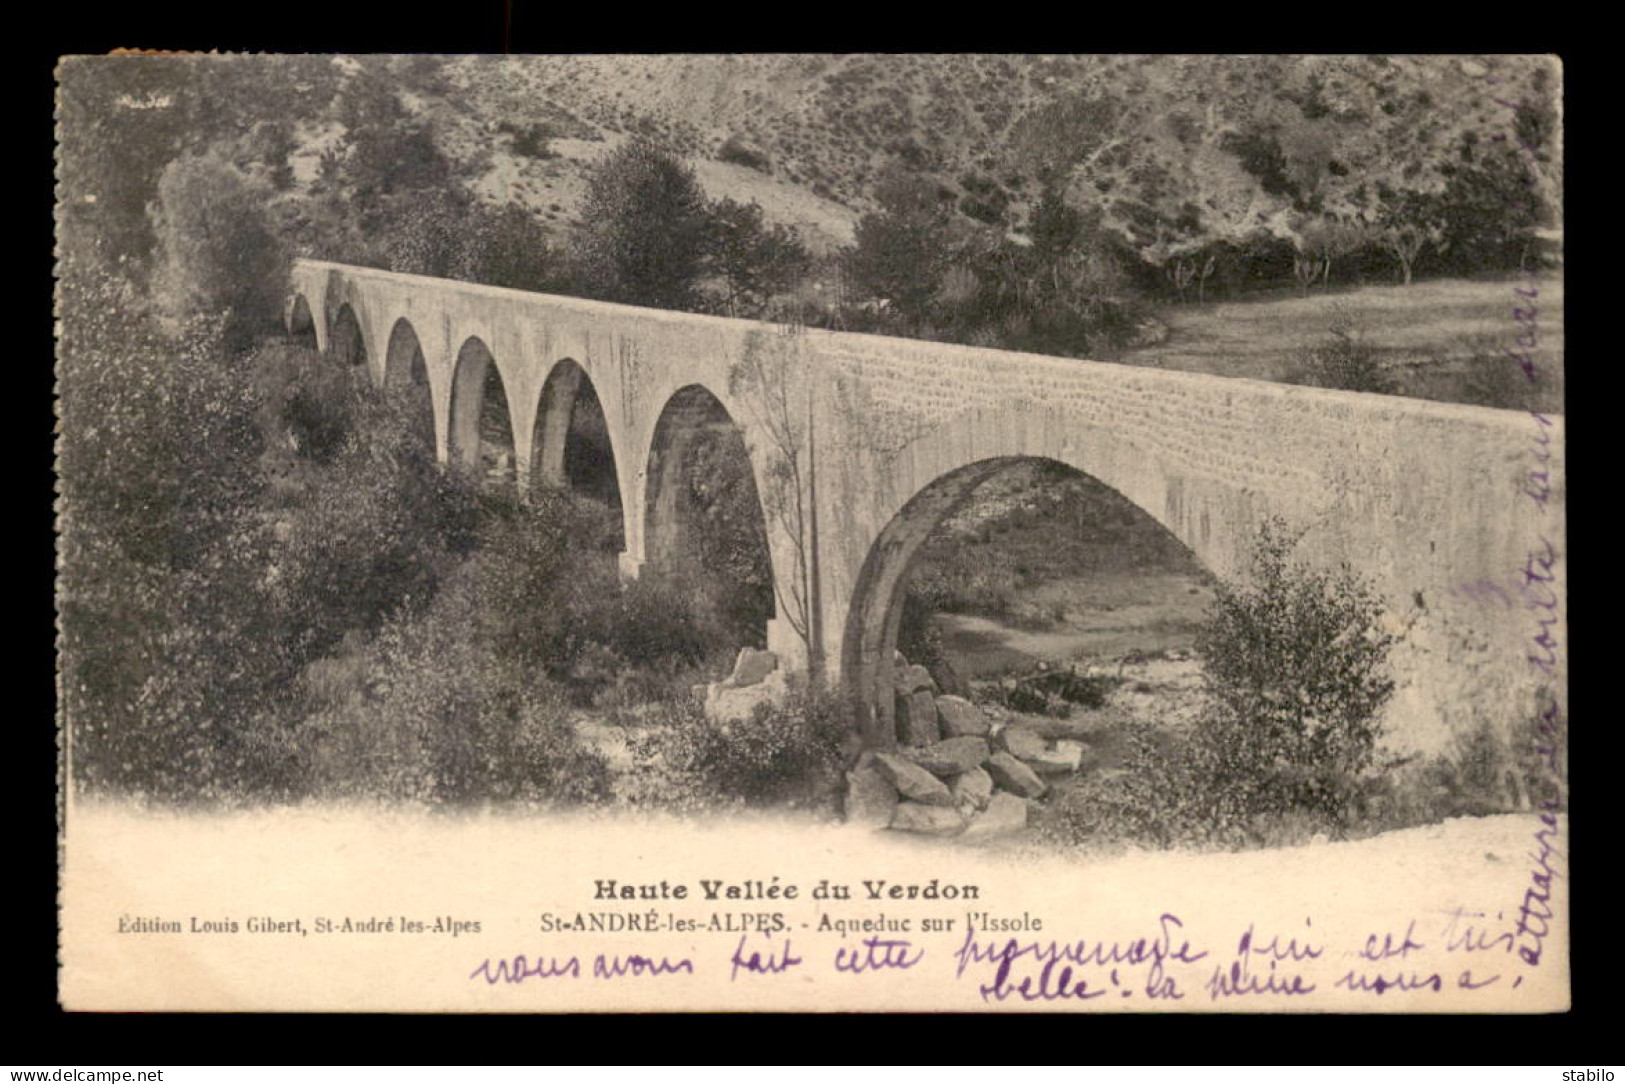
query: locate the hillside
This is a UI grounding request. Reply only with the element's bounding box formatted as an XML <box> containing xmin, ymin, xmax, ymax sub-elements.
<box><xmin>419</xmin><ymin>54</ymin><xmax>1560</xmax><ymax>262</ymax></box>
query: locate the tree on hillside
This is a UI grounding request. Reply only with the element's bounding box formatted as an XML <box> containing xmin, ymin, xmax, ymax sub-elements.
<box><xmin>1435</xmin><ymin>138</ymin><xmax>1551</xmax><ymax>272</ymax></box>
<box><xmin>843</xmin><ymin>170</ymin><xmax>953</xmax><ymax>325</ymax></box>
<box><xmin>1028</xmin><ymin>180</ymin><xmax>1085</xmax><ymax>296</ymax></box>
<box><xmin>55</xmin><ymin>59</ymin><xmax>192</xmax><ymax>275</ymax></box>
<box><xmin>1290</xmin><ymin>216</ymin><xmax>1365</xmax><ymax>296</ymax></box>
<box><xmin>1374</xmin><ymin>189</ymin><xmax>1446</xmax><ymax>286</ymax></box>
<box><xmin>577</xmin><ymin>137</ymin><xmax>712</xmax><ymax>310</ymax></box>
<box><xmin>706</xmin><ymin>198</ymin><xmax>812</xmax><ymax>318</ymax></box>
<box><xmin>149</xmin><ymin>149</ymin><xmax>290</xmax><ymax>350</ymax></box>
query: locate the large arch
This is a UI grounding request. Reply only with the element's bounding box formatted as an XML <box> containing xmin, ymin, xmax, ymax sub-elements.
<box><xmin>383</xmin><ymin>317</ymin><xmax>435</xmax><ymax>449</ymax></box>
<box><xmin>329</xmin><ymin>303</ymin><xmax>368</xmax><ymax>369</ymax></box>
<box><xmin>641</xmin><ymin>384</ymin><xmax>777</xmax><ymax>645</ymax></box>
<box><xmin>287</xmin><ymin>294</ymin><xmax>318</xmax><ymax>351</ymax></box>
<box><xmin>448</xmin><ymin>336</ymin><xmax>513</xmax><ymax>477</ymax></box>
<box><xmin>840</xmin><ymin>455</ymin><xmax>1208</xmax><ymax>748</ymax></box>
<box><xmin>531</xmin><ymin>360</ymin><xmax>614</xmax><ymax>492</ymax></box>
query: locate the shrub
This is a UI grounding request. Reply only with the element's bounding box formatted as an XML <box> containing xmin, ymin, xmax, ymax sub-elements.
<box><xmin>1189</xmin><ymin>518</ymin><xmax>1396</xmax><ymax>829</ymax></box>
<box><xmin>1452</xmin><ymin>333</ymin><xmax>1564</xmax><ymax>414</ymax></box>
<box><xmin>1289</xmin><ymin>320</ymin><xmax>1396</xmax><ymax>395</ymax></box>
<box><xmin>577</xmin><ymin>136</ymin><xmax>711</xmax><ymax>309</ymax></box>
<box><xmin>717</xmin><ymin>135</ymin><xmax>772</xmax><ymax>173</ymax></box>
<box><xmin>1355</xmin><ymin>710</ymin><xmax>1566</xmax><ymax>831</ymax></box>
<box><xmin>625</xmin><ymin>690</ymin><xmax>848</xmax><ymax>811</ymax></box>
<box><xmin>1034</xmin><ymin>722</ymin><xmax>1212</xmax><ymax>851</ymax></box>
<box><xmin>148</xmin><ymin>149</ymin><xmax>291</xmax><ymax>351</ymax></box>
<box><xmin>287</xmin><ymin>585</ymin><xmax>612</xmax><ymax>807</ymax></box>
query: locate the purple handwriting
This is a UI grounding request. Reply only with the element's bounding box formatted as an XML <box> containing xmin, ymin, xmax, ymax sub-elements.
<box><xmin>1515</xmin><ymin>802</ymin><xmax>1563</xmax><ymax>966</ymax></box>
<box><xmin>469</xmin><ymin>951</ymin><xmax>692</xmax><ymax>985</ymax></box>
<box><xmin>1360</xmin><ymin>920</ymin><xmax>1424</xmax><ymax>962</ymax></box>
<box><xmin>954</xmin><ymin>913</ymin><xmax>1204</xmax><ymax>1003</ymax></box>
<box><xmin>833</xmin><ymin>936</ymin><xmax>923</xmax><ymax>974</ymax></box>
<box><xmin>1203</xmin><ymin>920</ymin><xmax>1320</xmax><ymax>999</ymax></box>
<box><xmin>1522</xmin><ymin>537</ymin><xmax>1561</xmax><ymax>678</ymax></box>
<box><xmin>729</xmin><ymin>934</ymin><xmax>803</xmax><ymax>981</ymax></box>
<box><xmin>1441</xmin><ymin>906</ymin><xmax>1515</xmax><ymax>955</ymax></box>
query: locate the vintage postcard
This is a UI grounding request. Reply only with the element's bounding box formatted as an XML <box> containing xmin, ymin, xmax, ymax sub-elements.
<box><xmin>55</xmin><ymin>54</ymin><xmax>1566</xmax><ymax>1012</ymax></box>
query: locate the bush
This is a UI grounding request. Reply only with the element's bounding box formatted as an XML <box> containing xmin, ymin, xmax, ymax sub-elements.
<box><xmin>577</xmin><ymin>136</ymin><xmax>711</xmax><ymax>309</ymax></box>
<box><xmin>1355</xmin><ymin>711</ymin><xmax>1566</xmax><ymax>831</ymax></box>
<box><xmin>285</xmin><ymin>583</ymin><xmax>612</xmax><ymax>807</ymax></box>
<box><xmin>148</xmin><ymin>150</ymin><xmax>291</xmax><ymax>351</ymax></box>
<box><xmin>625</xmin><ymin>690</ymin><xmax>848</xmax><ymax>811</ymax></box>
<box><xmin>1289</xmin><ymin>320</ymin><xmax>1396</xmax><ymax>395</ymax></box>
<box><xmin>1034</xmin><ymin>721</ymin><xmax>1210</xmax><ymax>851</ymax></box>
<box><xmin>464</xmin><ymin>487</ymin><xmax>735</xmax><ymax>705</ymax></box>
<box><xmin>717</xmin><ymin>135</ymin><xmax>772</xmax><ymax>173</ymax></box>
<box><xmin>1189</xmin><ymin>518</ymin><xmax>1396</xmax><ymax>829</ymax></box>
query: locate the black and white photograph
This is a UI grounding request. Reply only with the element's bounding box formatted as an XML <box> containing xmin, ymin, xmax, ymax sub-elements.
<box><xmin>54</xmin><ymin>53</ymin><xmax>1566</xmax><ymax>1012</ymax></box>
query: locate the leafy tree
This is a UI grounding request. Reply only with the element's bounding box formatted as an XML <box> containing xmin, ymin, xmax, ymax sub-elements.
<box><xmin>1028</xmin><ymin>180</ymin><xmax>1085</xmax><ymax>295</ymax></box>
<box><xmin>1290</xmin><ymin>217</ymin><xmax>1365</xmax><ymax>296</ymax></box>
<box><xmin>149</xmin><ymin>149</ymin><xmax>291</xmax><ymax>351</ymax></box>
<box><xmin>705</xmin><ymin>197</ymin><xmax>811</xmax><ymax>317</ymax></box>
<box><xmin>1192</xmin><ymin>519</ymin><xmax>1396</xmax><ymax>825</ymax></box>
<box><xmin>1289</xmin><ymin>320</ymin><xmax>1396</xmax><ymax>395</ymax></box>
<box><xmin>55</xmin><ymin>58</ymin><xmax>192</xmax><ymax>275</ymax></box>
<box><xmin>843</xmin><ymin>170</ymin><xmax>953</xmax><ymax>325</ymax></box>
<box><xmin>1375</xmin><ymin>189</ymin><xmax>1445</xmax><ymax>286</ymax></box>
<box><xmin>577</xmin><ymin>137</ymin><xmax>711</xmax><ymax>309</ymax></box>
<box><xmin>1435</xmin><ymin>138</ymin><xmax>1550</xmax><ymax>271</ymax></box>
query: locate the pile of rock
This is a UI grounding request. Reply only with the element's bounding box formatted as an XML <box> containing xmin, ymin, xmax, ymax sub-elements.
<box><xmin>846</xmin><ymin>659</ymin><xmax>1092</xmax><ymax>841</ymax></box>
<box><xmin>699</xmin><ymin>647</ymin><xmax>788</xmax><ymax>725</ymax></box>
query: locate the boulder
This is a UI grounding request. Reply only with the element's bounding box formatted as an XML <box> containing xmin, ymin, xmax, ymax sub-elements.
<box><xmin>896</xmin><ymin>690</ymin><xmax>942</xmax><ymax>747</ymax></box>
<box><xmin>996</xmin><ymin>725</ymin><xmax>1047</xmax><ymax>761</ymax></box>
<box><xmin>907</xmin><ymin>736</ymin><xmax>990</xmax><ymax>777</ymax></box>
<box><xmin>890</xmin><ymin>801</ymin><xmax>966</xmax><ymax>836</ymax></box>
<box><xmin>1021</xmin><ymin>713</ymin><xmax>1114</xmax><ymax>740</ymax></box>
<box><xmin>844</xmin><ymin>762</ymin><xmax>899</xmax><ymax>829</ymax></box>
<box><xmin>963</xmin><ymin>792</ymin><xmax>1029</xmax><ymax>841</ymax></box>
<box><xmin>950</xmin><ymin>767</ymin><xmax>995</xmax><ymax>812</ymax></box>
<box><xmin>894</xmin><ymin>664</ymin><xmax>936</xmax><ymax>695</ymax></box>
<box><xmin>728</xmin><ymin>647</ymin><xmax>779</xmax><ymax>688</ymax></box>
<box><xmin>986</xmin><ymin>752</ymin><xmax>1046</xmax><ymax>798</ymax></box>
<box><xmin>872</xmin><ymin>752</ymin><xmax>954</xmax><ymax>807</ymax></box>
<box><xmin>935</xmin><ymin>695</ymin><xmax>991</xmax><ymax>737</ymax></box>
<box><xmin>1024</xmin><ymin>739</ymin><xmax>1086</xmax><ymax>775</ymax></box>
<box><xmin>704</xmin><ymin>666</ymin><xmax>788</xmax><ymax>725</ymax></box>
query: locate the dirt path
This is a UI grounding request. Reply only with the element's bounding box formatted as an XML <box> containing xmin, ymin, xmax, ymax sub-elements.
<box><xmin>934</xmin><ymin>571</ymin><xmax>1214</xmax><ymax>679</ymax></box>
<box><xmin>1123</xmin><ymin>275</ymin><xmax>1564</xmax><ymax>384</ymax></box>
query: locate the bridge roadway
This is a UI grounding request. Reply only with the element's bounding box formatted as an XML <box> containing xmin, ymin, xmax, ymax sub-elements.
<box><xmin>289</xmin><ymin>258</ymin><xmax>1565</xmax><ymax>755</ymax></box>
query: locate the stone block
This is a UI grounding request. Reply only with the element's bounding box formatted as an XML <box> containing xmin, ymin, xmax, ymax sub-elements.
<box><xmin>996</xmin><ymin>725</ymin><xmax>1047</xmax><ymax>761</ymax></box>
<box><xmin>704</xmin><ymin>666</ymin><xmax>788</xmax><ymax>725</ymax></box>
<box><xmin>728</xmin><ymin>647</ymin><xmax>779</xmax><ymax>688</ymax></box>
<box><xmin>890</xmin><ymin>801</ymin><xmax>966</xmax><ymax>836</ymax></box>
<box><xmin>951</xmin><ymin>767</ymin><xmax>995</xmax><ymax>812</ymax></box>
<box><xmin>1025</xmin><ymin>739</ymin><xmax>1086</xmax><ymax>775</ymax></box>
<box><xmin>1022</xmin><ymin>712</ymin><xmax>1117</xmax><ymax>740</ymax></box>
<box><xmin>907</xmin><ymin>736</ymin><xmax>990</xmax><ymax>777</ymax></box>
<box><xmin>897</xmin><ymin>689</ymin><xmax>942</xmax><ymax>746</ymax></box>
<box><xmin>872</xmin><ymin>752</ymin><xmax>954</xmax><ymax>807</ymax></box>
<box><xmin>963</xmin><ymin>792</ymin><xmax>1029</xmax><ymax>841</ymax></box>
<box><xmin>986</xmin><ymin>752</ymin><xmax>1046</xmax><ymax>798</ymax></box>
<box><xmin>894</xmin><ymin>664</ymin><xmax>936</xmax><ymax>695</ymax></box>
<box><xmin>844</xmin><ymin>763</ymin><xmax>899</xmax><ymax>829</ymax></box>
<box><xmin>935</xmin><ymin>695</ymin><xmax>991</xmax><ymax>737</ymax></box>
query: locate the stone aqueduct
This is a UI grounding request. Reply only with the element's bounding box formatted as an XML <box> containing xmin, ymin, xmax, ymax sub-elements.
<box><xmin>289</xmin><ymin>258</ymin><xmax>1565</xmax><ymax>756</ymax></box>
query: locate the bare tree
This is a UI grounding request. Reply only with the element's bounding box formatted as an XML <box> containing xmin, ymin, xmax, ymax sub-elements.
<box><xmin>728</xmin><ymin>328</ymin><xmax>824</xmax><ymax>684</ymax></box>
